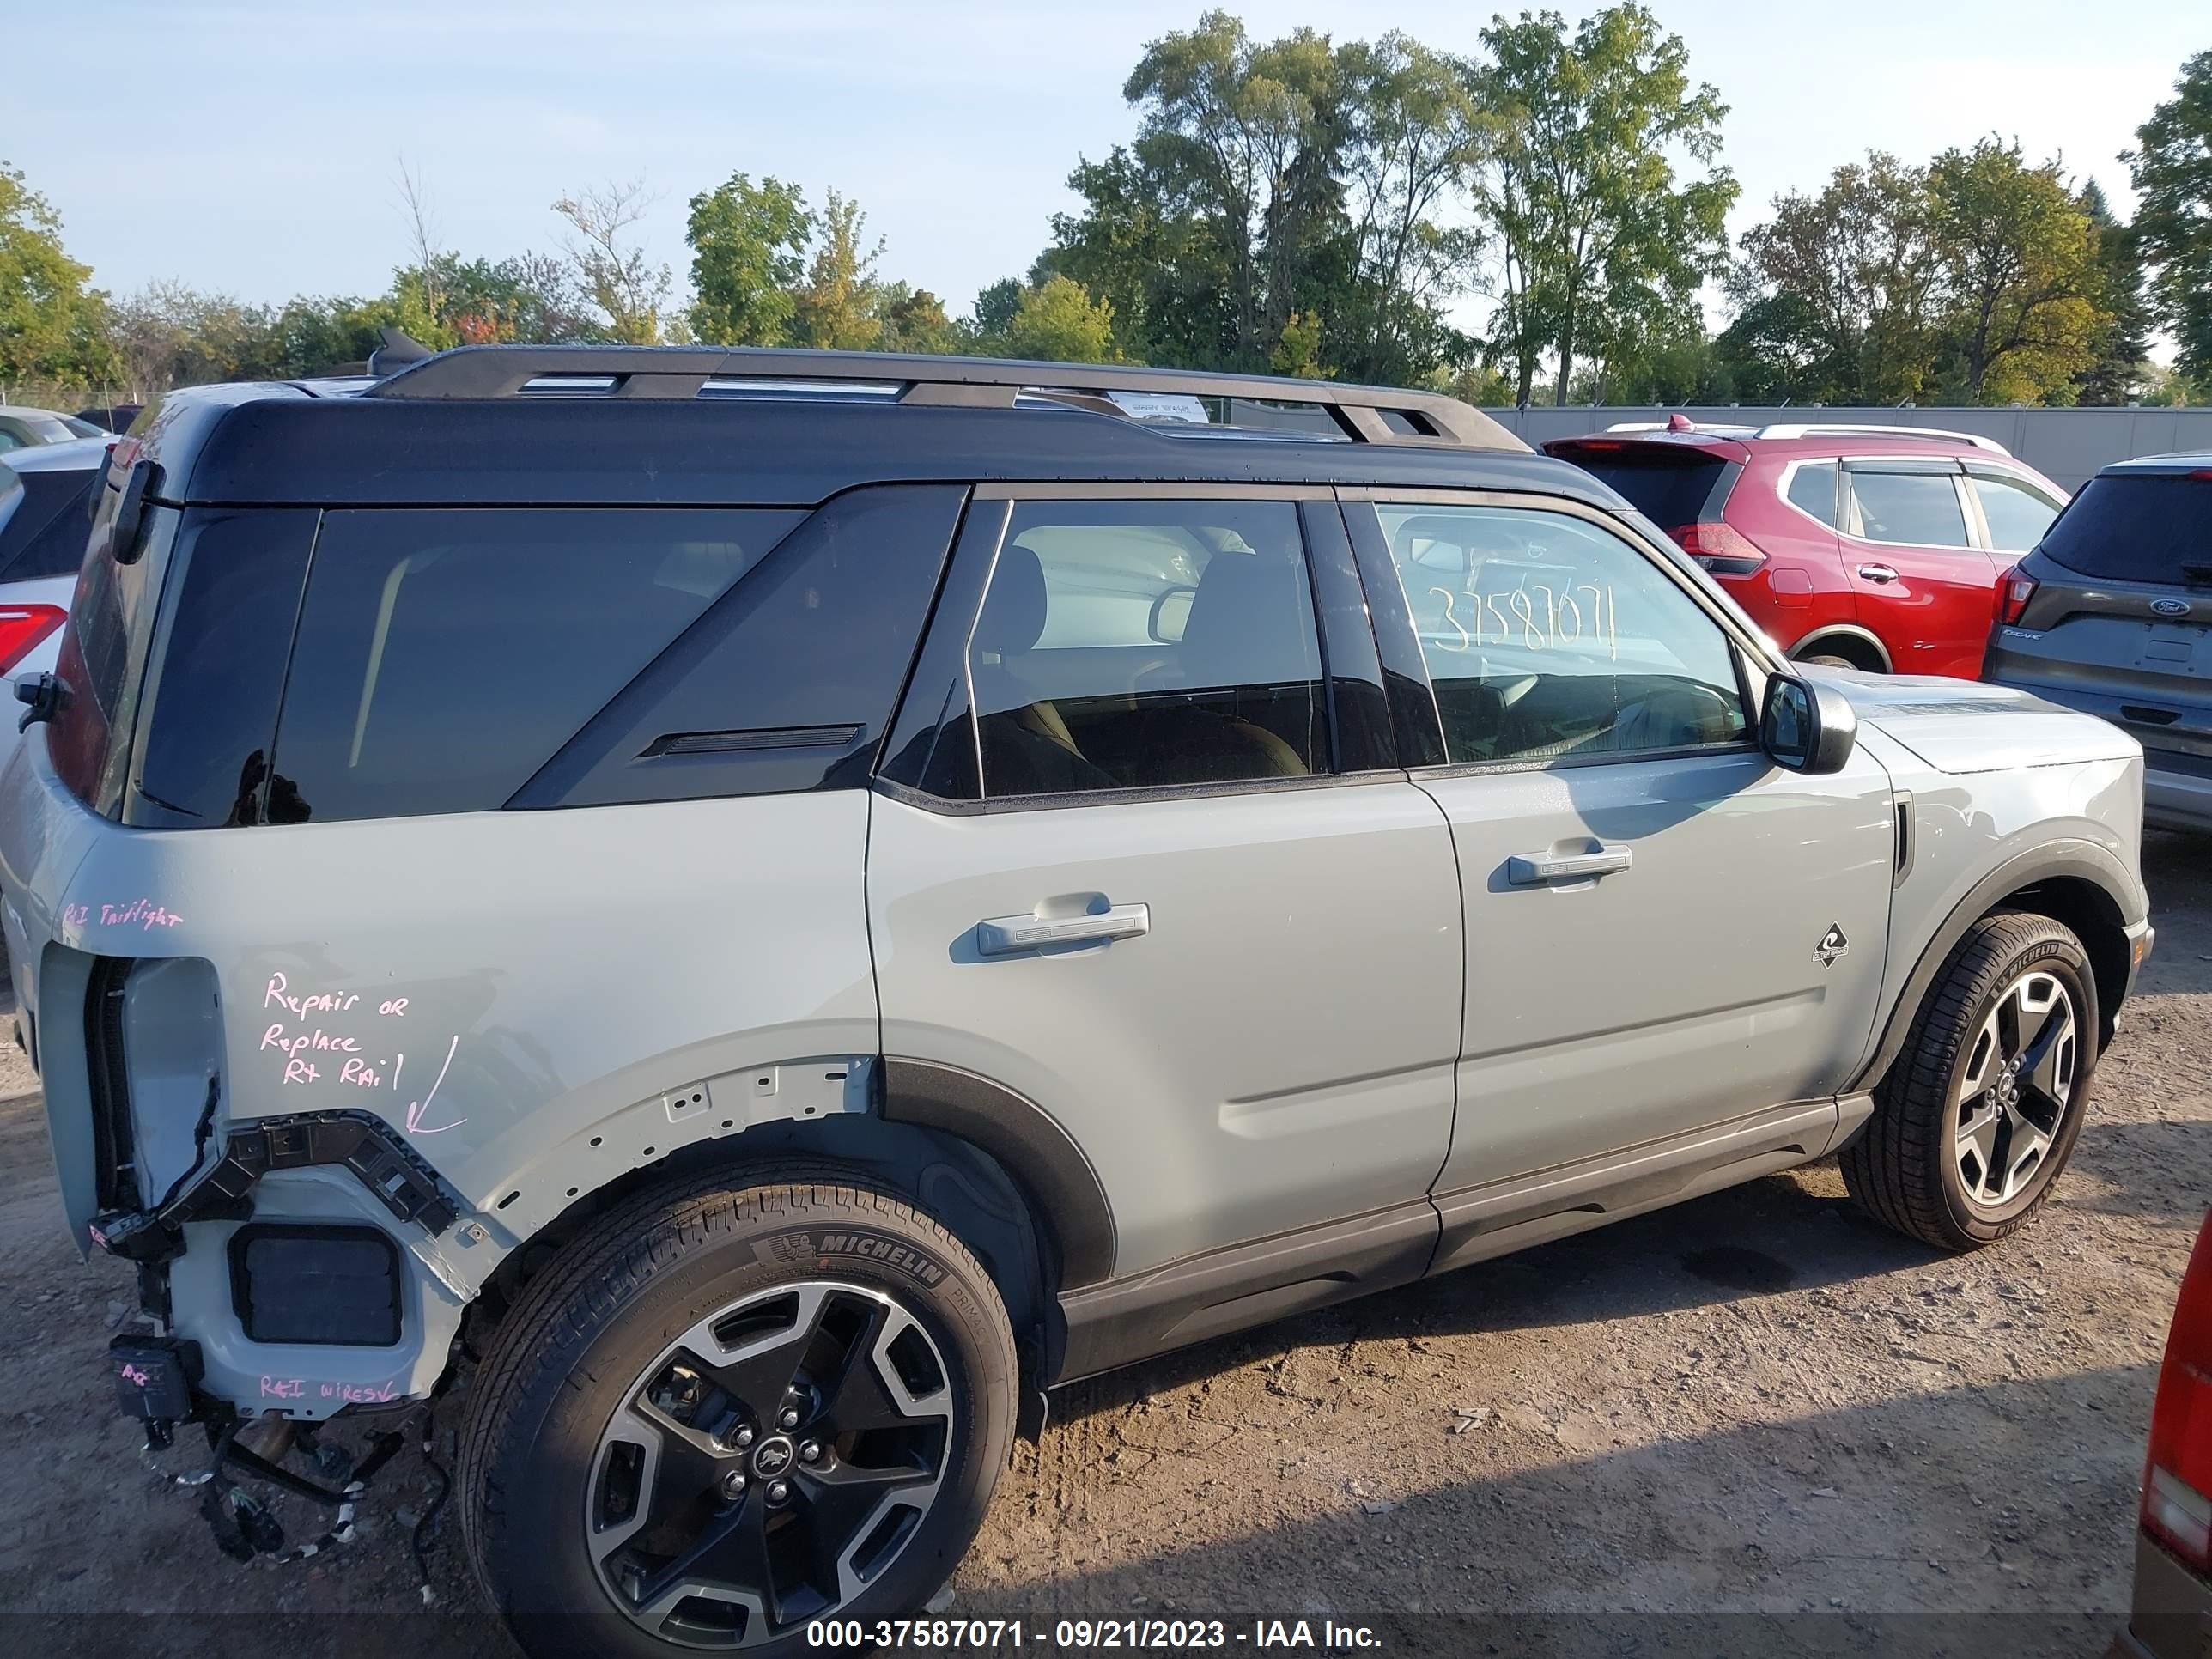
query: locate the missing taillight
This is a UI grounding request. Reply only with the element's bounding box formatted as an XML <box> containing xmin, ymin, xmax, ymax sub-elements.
<box><xmin>1668</xmin><ymin>522</ymin><xmax>1767</xmax><ymax>579</ymax></box>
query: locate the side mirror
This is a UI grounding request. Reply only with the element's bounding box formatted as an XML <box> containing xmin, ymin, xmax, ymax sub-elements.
<box><xmin>1761</xmin><ymin>673</ymin><xmax>1858</xmax><ymax>774</ymax></box>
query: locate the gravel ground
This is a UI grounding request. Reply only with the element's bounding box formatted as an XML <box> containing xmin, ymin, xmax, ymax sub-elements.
<box><xmin>2</xmin><ymin>832</ymin><xmax>2205</xmax><ymax>1658</ymax></box>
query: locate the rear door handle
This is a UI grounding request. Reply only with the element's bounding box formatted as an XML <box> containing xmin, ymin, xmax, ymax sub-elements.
<box><xmin>1856</xmin><ymin>563</ymin><xmax>1900</xmax><ymax>584</ymax></box>
<box><xmin>2120</xmin><ymin>704</ymin><xmax>2180</xmax><ymax>726</ymax></box>
<box><xmin>976</xmin><ymin>902</ymin><xmax>1150</xmax><ymax>956</ymax></box>
<box><xmin>1506</xmin><ymin>846</ymin><xmax>1633</xmax><ymax>885</ymax></box>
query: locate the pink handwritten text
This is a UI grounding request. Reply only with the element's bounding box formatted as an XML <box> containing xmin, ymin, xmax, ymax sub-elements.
<box><xmin>99</xmin><ymin>898</ymin><xmax>182</xmax><ymax>930</ymax></box>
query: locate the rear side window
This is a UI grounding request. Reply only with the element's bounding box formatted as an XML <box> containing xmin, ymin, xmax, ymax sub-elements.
<box><xmin>1972</xmin><ymin>471</ymin><xmax>2063</xmax><ymax>552</ymax></box>
<box><xmin>1784</xmin><ymin>462</ymin><xmax>1838</xmax><ymax>526</ymax></box>
<box><xmin>2040</xmin><ymin>474</ymin><xmax>2212</xmax><ymax>586</ymax></box>
<box><xmin>1552</xmin><ymin>446</ymin><xmax>1737</xmax><ymax>531</ymax></box>
<box><xmin>272</xmin><ymin>508</ymin><xmax>799</xmax><ymax>822</ymax></box>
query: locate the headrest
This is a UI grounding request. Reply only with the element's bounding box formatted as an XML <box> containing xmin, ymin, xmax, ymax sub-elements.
<box><xmin>1178</xmin><ymin>551</ymin><xmax>1311</xmax><ymax>687</ymax></box>
<box><xmin>975</xmin><ymin>542</ymin><xmax>1048</xmax><ymax>656</ymax></box>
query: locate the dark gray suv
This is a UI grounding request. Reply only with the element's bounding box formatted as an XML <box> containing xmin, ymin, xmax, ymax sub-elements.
<box><xmin>1984</xmin><ymin>453</ymin><xmax>2212</xmax><ymax>831</ymax></box>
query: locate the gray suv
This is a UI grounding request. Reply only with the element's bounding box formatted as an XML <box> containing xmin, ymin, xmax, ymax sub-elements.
<box><xmin>0</xmin><ymin>349</ymin><xmax>2154</xmax><ymax>1655</ymax></box>
<box><xmin>1983</xmin><ymin>453</ymin><xmax>2212</xmax><ymax>832</ymax></box>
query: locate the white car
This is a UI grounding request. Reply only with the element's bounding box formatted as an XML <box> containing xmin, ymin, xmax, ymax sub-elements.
<box><xmin>0</xmin><ymin>404</ymin><xmax>103</xmax><ymax>453</ymax></box>
<box><xmin>0</xmin><ymin>435</ymin><xmax>112</xmax><ymax>772</ymax></box>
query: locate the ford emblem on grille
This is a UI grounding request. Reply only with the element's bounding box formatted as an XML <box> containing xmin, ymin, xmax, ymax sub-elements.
<box><xmin>2149</xmin><ymin>598</ymin><xmax>2191</xmax><ymax>617</ymax></box>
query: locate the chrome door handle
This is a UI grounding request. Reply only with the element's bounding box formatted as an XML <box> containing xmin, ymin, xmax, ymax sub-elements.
<box><xmin>1506</xmin><ymin>846</ymin><xmax>1633</xmax><ymax>885</ymax></box>
<box><xmin>1856</xmin><ymin>563</ymin><xmax>1900</xmax><ymax>584</ymax></box>
<box><xmin>976</xmin><ymin>902</ymin><xmax>1150</xmax><ymax>956</ymax></box>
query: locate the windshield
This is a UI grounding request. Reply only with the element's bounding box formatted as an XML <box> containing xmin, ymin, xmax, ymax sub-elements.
<box><xmin>2041</xmin><ymin>473</ymin><xmax>2212</xmax><ymax>586</ymax></box>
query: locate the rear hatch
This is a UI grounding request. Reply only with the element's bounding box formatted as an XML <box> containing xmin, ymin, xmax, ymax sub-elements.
<box><xmin>1543</xmin><ymin>434</ymin><xmax>1753</xmax><ymax>571</ymax></box>
<box><xmin>1986</xmin><ymin>465</ymin><xmax>2212</xmax><ymax>779</ymax></box>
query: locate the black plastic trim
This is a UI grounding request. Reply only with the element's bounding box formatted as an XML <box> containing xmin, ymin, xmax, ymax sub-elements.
<box><xmin>1053</xmin><ymin>1200</ymin><xmax>1437</xmax><ymax>1385</ymax></box>
<box><xmin>880</xmin><ymin>1059</ymin><xmax>1116</xmax><ymax>1291</ymax></box>
<box><xmin>85</xmin><ymin>957</ymin><xmax>139</xmax><ymax>1211</ymax></box>
<box><xmin>228</xmin><ymin>1222</ymin><xmax>403</xmax><ymax>1347</ymax></box>
<box><xmin>1850</xmin><ymin>841</ymin><xmax>2144</xmax><ymax>1090</ymax></box>
<box><xmin>185</xmin><ymin>1110</ymin><xmax>459</xmax><ymax>1235</ymax></box>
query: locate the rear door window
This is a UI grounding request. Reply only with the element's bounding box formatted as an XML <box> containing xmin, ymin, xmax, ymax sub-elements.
<box><xmin>1845</xmin><ymin>468</ymin><xmax>1972</xmax><ymax>548</ymax></box>
<box><xmin>898</xmin><ymin>499</ymin><xmax>1328</xmax><ymax>799</ymax></box>
<box><xmin>271</xmin><ymin>508</ymin><xmax>799</xmax><ymax>822</ymax></box>
<box><xmin>2039</xmin><ymin>474</ymin><xmax>2212</xmax><ymax>586</ymax></box>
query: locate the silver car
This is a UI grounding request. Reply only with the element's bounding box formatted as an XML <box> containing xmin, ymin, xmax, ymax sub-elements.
<box><xmin>0</xmin><ymin>349</ymin><xmax>2154</xmax><ymax>1656</ymax></box>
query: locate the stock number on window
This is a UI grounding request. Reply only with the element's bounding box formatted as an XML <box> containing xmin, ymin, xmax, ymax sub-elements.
<box><xmin>1429</xmin><ymin>582</ymin><xmax>1619</xmax><ymax>659</ymax></box>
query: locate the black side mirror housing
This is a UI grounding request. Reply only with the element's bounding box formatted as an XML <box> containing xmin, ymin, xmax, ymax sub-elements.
<box><xmin>1761</xmin><ymin>672</ymin><xmax>1858</xmax><ymax>774</ymax></box>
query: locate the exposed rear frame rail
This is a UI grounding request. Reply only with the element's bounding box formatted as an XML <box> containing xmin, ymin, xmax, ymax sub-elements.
<box><xmin>363</xmin><ymin>345</ymin><xmax>1521</xmax><ymax>452</ymax></box>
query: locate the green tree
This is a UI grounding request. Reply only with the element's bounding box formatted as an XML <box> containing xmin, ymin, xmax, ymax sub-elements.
<box><xmin>2073</xmin><ymin>180</ymin><xmax>2152</xmax><ymax>404</ymax></box>
<box><xmin>1119</xmin><ymin>9</ymin><xmax>1341</xmax><ymax>368</ymax></box>
<box><xmin>1473</xmin><ymin>4</ymin><xmax>1736</xmax><ymax>404</ymax></box>
<box><xmin>968</xmin><ymin>277</ymin><xmax>1026</xmax><ymax>344</ymax></box>
<box><xmin>1000</xmin><ymin>276</ymin><xmax>1120</xmax><ymax>362</ymax></box>
<box><xmin>1330</xmin><ymin>33</ymin><xmax>1490</xmax><ymax>382</ymax></box>
<box><xmin>0</xmin><ymin>162</ymin><xmax>114</xmax><ymax>392</ymax></box>
<box><xmin>1042</xmin><ymin>145</ymin><xmax>1236</xmax><ymax>367</ymax></box>
<box><xmin>793</xmin><ymin>190</ymin><xmax>884</xmax><ymax>351</ymax></box>
<box><xmin>1927</xmin><ymin>137</ymin><xmax>2102</xmax><ymax>403</ymax></box>
<box><xmin>1270</xmin><ymin>309</ymin><xmax>1328</xmax><ymax>377</ymax></box>
<box><xmin>1731</xmin><ymin>152</ymin><xmax>1943</xmax><ymax>403</ymax></box>
<box><xmin>686</xmin><ymin>173</ymin><xmax>811</xmax><ymax>346</ymax></box>
<box><xmin>2125</xmin><ymin>49</ymin><xmax>2212</xmax><ymax>386</ymax></box>
<box><xmin>875</xmin><ymin>283</ymin><xmax>959</xmax><ymax>354</ymax></box>
<box><xmin>552</xmin><ymin>179</ymin><xmax>671</xmax><ymax>344</ymax></box>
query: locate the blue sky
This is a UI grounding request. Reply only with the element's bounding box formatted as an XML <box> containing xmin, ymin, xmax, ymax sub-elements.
<box><xmin>7</xmin><ymin>0</ymin><xmax>2197</xmax><ymax>325</ymax></box>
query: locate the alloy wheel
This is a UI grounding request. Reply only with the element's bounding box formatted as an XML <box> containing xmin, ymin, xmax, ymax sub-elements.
<box><xmin>584</xmin><ymin>1280</ymin><xmax>953</xmax><ymax>1648</ymax></box>
<box><xmin>1952</xmin><ymin>969</ymin><xmax>2078</xmax><ymax>1211</ymax></box>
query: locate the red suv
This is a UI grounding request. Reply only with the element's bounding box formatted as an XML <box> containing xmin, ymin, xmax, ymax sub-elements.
<box><xmin>1545</xmin><ymin>419</ymin><xmax>2069</xmax><ymax>678</ymax></box>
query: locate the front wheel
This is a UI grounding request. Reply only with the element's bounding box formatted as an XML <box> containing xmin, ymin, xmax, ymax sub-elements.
<box><xmin>459</xmin><ymin>1167</ymin><xmax>1018</xmax><ymax>1658</ymax></box>
<box><xmin>1842</xmin><ymin>910</ymin><xmax>2099</xmax><ymax>1250</ymax></box>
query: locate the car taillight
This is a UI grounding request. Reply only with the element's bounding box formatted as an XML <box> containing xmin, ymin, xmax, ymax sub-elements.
<box><xmin>2142</xmin><ymin>1212</ymin><xmax>2212</xmax><ymax>1572</ymax></box>
<box><xmin>1995</xmin><ymin>568</ymin><xmax>2039</xmax><ymax>625</ymax></box>
<box><xmin>0</xmin><ymin>605</ymin><xmax>66</xmax><ymax>674</ymax></box>
<box><xmin>1668</xmin><ymin>522</ymin><xmax>1767</xmax><ymax>578</ymax></box>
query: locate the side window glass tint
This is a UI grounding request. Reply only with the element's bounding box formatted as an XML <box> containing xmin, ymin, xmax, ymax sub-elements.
<box><xmin>1785</xmin><ymin>461</ymin><xmax>1838</xmax><ymax>526</ymax></box>
<box><xmin>131</xmin><ymin>509</ymin><xmax>319</xmax><ymax>828</ymax></box>
<box><xmin>1973</xmin><ymin>473</ymin><xmax>2063</xmax><ymax>551</ymax></box>
<box><xmin>1849</xmin><ymin>471</ymin><xmax>1970</xmax><ymax>547</ymax></box>
<box><xmin>273</xmin><ymin>508</ymin><xmax>795</xmax><ymax>822</ymax></box>
<box><xmin>1377</xmin><ymin>504</ymin><xmax>1748</xmax><ymax>766</ymax></box>
<box><xmin>969</xmin><ymin>500</ymin><xmax>1324</xmax><ymax>796</ymax></box>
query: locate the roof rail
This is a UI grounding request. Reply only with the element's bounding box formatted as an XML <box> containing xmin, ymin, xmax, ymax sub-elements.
<box><xmin>1753</xmin><ymin>422</ymin><xmax>2010</xmax><ymax>455</ymax></box>
<box><xmin>362</xmin><ymin>345</ymin><xmax>1524</xmax><ymax>452</ymax></box>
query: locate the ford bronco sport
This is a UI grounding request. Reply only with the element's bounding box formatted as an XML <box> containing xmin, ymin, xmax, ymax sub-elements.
<box><xmin>0</xmin><ymin>348</ymin><xmax>2153</xmax><ymax>1655</ymax></box>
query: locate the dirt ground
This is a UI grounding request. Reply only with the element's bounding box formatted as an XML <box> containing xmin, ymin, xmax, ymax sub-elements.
<box><xmin>3</xmin><ymin>834</ymin><xmax>2206</xmax><ymax>1658</ymax></box>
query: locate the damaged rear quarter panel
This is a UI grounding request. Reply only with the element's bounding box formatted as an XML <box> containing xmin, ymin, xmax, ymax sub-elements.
<box><xmin>23</xmin><ymin>760</ymin><xmax>878</xmax><ymax>1414</ymax></box>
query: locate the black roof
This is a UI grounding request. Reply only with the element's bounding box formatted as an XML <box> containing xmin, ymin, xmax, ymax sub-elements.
<box><xmin>137</xmin><ymin>347</ymin><xmax>1611</xmax><ymax>512</ymax></box>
